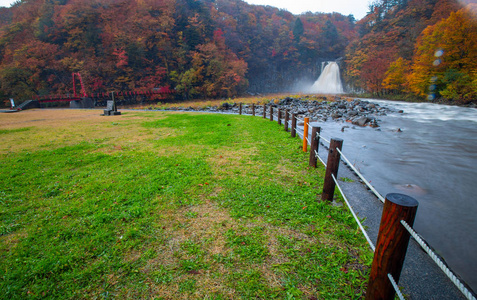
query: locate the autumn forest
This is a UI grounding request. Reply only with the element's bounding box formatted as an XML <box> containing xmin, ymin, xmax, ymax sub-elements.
<box><xmin>0</xmin><ymin>0</ymin><xmax>476</xmax><ymax>104</ymax></box>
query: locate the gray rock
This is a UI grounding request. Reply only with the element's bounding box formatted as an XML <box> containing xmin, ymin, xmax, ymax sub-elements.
<box><xmin>160</xmin><ymin>96</ymin><xmax>400</xmax><ymax>129</ymax></box>
<box><xmin>331</xmin><ymin>112</ymin><xmax>342</xmax><ymax>119</ymax></box>
<box><xmin>367</xmin><ymin>103</ymin><xmax>376</xmax><ymax>109</ymax></box>
<box><xmin>352</xmin><ymin>116</ymin><xmax>369</xmax><ymax>126</ymax></box>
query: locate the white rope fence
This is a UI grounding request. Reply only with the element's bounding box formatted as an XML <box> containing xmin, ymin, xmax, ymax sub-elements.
<box><xmin>388</xmin><ymin>273</ymin><xmax>406</xmax><ymax>300</ymax></box>
<box><xmin>268</xmin><ymin>109</ymin><xmax>476</xmax><ymax>300</ymax></box>
<box><xmin>307</xmin><ymin>122</ymin><xmax>313</xmax><ymax>131</ymax></box>
<box><xmin>401</xmin><ymin>220</ymin><xmax>477</xmax><ymax>300</ymax></box>
<box><xmin>332</xmin><ymin>174</ymin><xmax>376</xmax><ymax>252</ymax></box>
<box><xmin>317</xmin><ymin>133</ymin><xmax>330</xmax><ymax>144</ymax></box>
<box><xmin>336</xmin><ymin>148</ymin><xmax>386</xmax><ymax>203</ymax></box>
<box><xmin>296</xmin><ymin>130</ymin><xmax>304</xmax><ymax>139</ymax></box>
<box><xmin>314</xmin><ymin>127</ymin><xmax>475</xmax><ymax>300</ymax></box>
<box><xmin>251</xmin><ymin>107</ymin><xmax>476</xmax><ymax>300</ymax></box>
<box><xmin>314</xmin><ymin>129</ymin><xmax>385</xmax><ymax>204</ymax></box>
<box><xmin>315</xmin><ymin>150</ymin><xmax>327</xmax><ymax>167</ymax></box>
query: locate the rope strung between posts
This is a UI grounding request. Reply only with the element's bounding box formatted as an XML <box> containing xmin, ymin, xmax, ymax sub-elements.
<box><xmin>400</xmin><ymin>220</ymin><xmax>477</xmax><ymax>300</ymax></box>
<box><xmin>295</xmin><ymin>116</ymin><xmax>305</xmax><ymax>123</ymax></box>
<box><xmin>317</xmin><ymin>133</ymin><xmax>330</xmax><ymax>144</ymax></box>
<box><xmin>249</xmin><ymin>109</ymin><xmax>475</xmax><ymax>300</ymax></box>
<box><xmin>307</xmin><ymin>122</ymin><xmax>314</xmax><ymax>131</ymax></box>
<box><xmin>388</xmin><ymin>273</ymin><xmax>406</xmax><ymax>300</ymax></box>
<box><xmin>336</xmin><ymin>148</ymin><xmax>386</xmax><ymax>203</ymax></box>
<box><xmin>332</xmin><ymin>174</ymin><xmax>376</xmax><ymax>252</ymax></box>
<box><xmin>296</xmin><ymin>130</ymin><xmax>304</xmax><ymax>138</ymax></box>
<box><xmin>315</xmin><ymin>150</ymin><xmax>327</xmax><ymax>167</ymax></box>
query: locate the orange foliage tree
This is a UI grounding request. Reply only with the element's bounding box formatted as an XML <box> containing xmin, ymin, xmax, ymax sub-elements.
<box><xmin>344</xmin><ymin>0</ymin><xmax>465</xmax><ymax>97</ymax></box>
<box><xmin>0</xmin><ymin>0</ymin><xmax>356</xmax><ymax>100</ymax></box>
<box><xmin>382</xmin><ymin>57</ymin><xmax>410</xmax><ymax>93</ymax></box>
<box><xmin>175</xmin><ymin>29</ymin><xmax>248</xmax><ymax>99</ymax></box>
<box><xmin>408</xmin><ymin>4</ymin><xmax>477</xmax><ymax>103</ymax></box>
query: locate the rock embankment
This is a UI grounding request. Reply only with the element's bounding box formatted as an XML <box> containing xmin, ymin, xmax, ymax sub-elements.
<box><xmin>157</xmin><ymin>96</ymin><xmax>400</xmax><ymax>127</ymax></box>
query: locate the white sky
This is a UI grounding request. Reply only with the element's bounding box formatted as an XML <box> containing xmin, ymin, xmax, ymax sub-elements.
<box><xmin>0</xmin><ymin>0</ymin><xmax>372</xmax><ymax>20</ymax></box>
<box><xmin>0</xmin><ymin>0</ymin><xmax>14</xmax><ymax>8</ymax></box>
<box><xmin>243</xmin><ymin>0</ymin><xmax>371</xmax><ymax>19</ymax></box>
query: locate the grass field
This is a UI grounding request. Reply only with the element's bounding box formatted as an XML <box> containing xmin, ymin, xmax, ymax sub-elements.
<box><xmin>0</xmin><ymin>109</ymin><xmax>372</xmax><ymax>299</ymax></box>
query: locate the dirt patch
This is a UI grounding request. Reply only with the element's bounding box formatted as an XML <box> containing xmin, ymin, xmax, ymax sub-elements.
<box><xmin>207</xmin><ymin>147</ymin><xmax>258</xmax><ymax>178</ymax></box>
<box><xmin>140</xmin><ymin>197</ymin><xmax>339</xmax><ymax>298</ymax></box>
<box><xmin>0</xmin><ymin>109</ymin><xmax>105</xmax><ymax>129</ymax></box>
<box><xmin>140</xmin><ymin>201</ymin><xmax>237</xmax><ymax>298</ymax></box>
<box><xmin>0</xmin><ymin>230</ymin><xmax>28</xmax><ymax>253</ymax></box>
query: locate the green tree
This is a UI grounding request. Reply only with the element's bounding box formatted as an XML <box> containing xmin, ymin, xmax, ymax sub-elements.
<box><xmin>0</xmin><ymin>67</ymin><xmax>37</xmax><ymax>100</ymax></box>
<box><xmin>292</xmin><ymin>17</ymin><xmax>304</xmax><ymax>42</ymax></box>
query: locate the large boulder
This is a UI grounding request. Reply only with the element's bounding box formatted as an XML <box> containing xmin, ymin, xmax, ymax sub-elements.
<box><xmin>352</xmin><ymin>116</ymin><xmax>370</xmax><ymax>126</ymax></box>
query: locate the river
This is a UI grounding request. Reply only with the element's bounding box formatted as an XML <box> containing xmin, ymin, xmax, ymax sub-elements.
<box><xmin>316</xmin><ymin>99</ymin><xmax>477</xmax><ymax>293</ymax></box>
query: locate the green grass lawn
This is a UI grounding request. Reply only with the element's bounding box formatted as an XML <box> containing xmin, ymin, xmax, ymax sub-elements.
<box><xmin>0</xmin><ymin>109</ymin><xmax>372</xmax><ymax>299</ymax></box>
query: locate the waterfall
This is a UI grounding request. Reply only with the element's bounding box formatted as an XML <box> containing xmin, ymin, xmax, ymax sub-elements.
<box><xmin>310</xmin><ymin>62</ymin><xmax>344</xmax><ymax>94</ymax></box>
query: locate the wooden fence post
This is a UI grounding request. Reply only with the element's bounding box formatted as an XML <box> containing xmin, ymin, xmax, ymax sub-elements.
<box><xmin>277</xmin><ymin>108</ymin><xmax>282</xmax><ymax>125</ymax></box>
<box><xmin>269</xmin><ymin>106</ymin><xmax>273</xmax><ymax>121</ymax></box>
<box><xmin>303</xmin><ymin>117</ymin><xmax>309</xmax><ymax>152</ymax></box>
<box><xmin>252</xmin><ymin>103</ymin><xmax>255</xmax><ymax>116</ymax></box>
<box><xmin>309</xmin><ymin>126</ymin><xmax>320</xmax><ymax>167</ymax></box>
<box><xmin>366</xmin><ymin>193</ymin><xmax>419</xmax><ymax>300</ymax></box>
<box><xmin>291</xmin><ymin>114</ymin><xmax>297</xmax><ymax>137</ymax></box>
<box><xmin>239</xmin><ymin>103</ymin><xmax>242</xmax><ymax>115</ymax></box>
<box><xmin>263</xmin><ymin>105</ymin><xmax>266</xmax><ymax>119</ymax></box>
<box><xmin>284</xmin><ymin>110</ymin><xmax>289</xmax><ymax>131</ymax></box>
<box><xmin>321</xmin><ymin>138</ymin><xmax>343</xmax><ymax>201</ymax></box>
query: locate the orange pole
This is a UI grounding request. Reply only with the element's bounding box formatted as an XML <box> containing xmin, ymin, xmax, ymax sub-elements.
<box><xmin>303</xmin><ymin>117</ymin><xmax>309</xmax><ymax>152</ymax></box>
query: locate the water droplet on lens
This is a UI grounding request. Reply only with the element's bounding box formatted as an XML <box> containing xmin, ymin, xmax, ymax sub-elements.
<box><xmin>433</xmin><ymin>59</ymin><xmax>441</xmax><ymax>66</ymax></box>
<box><xmin>435</xmin><ymin>49</ymin><xmax>444</xmax><ymax>57</ymax></box>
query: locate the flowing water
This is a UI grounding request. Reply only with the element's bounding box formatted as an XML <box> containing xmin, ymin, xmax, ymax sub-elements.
<box><xmin>309</xmin><ymin>62</ymin><xmax>344</xmax><ymax>94</ymax></box>
<box><xmin>316</xmin><ymin>100</ymin><xmax>477</xmax><ymax>292</ymax></box>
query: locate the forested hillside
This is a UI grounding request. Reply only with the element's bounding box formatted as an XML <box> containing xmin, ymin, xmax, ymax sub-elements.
<box><xmin>0</xmin><ymin>0</ymin><xmax>476</xmax><ymax>104</ymax></box>
<box><xmin>0</xmin><ymin>0</ymin><xmax>355</xmax><ymax>101</ymax></box>
<box><xmin>344</xmin><ymin>0</ymin><xmax>477</xmax><ymax>104</ymax></box>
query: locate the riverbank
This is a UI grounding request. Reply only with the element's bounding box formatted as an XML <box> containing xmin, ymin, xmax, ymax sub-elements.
<box><xmin>302</xmin><ymin>99</ymin><xmax>477</xmax><ymax>295</ymax></box>
<box><xmin>130</xmin><ymin>95</ymin><xmax>399</xmax><ymax>128</ymax></box>
<box><xmin>129</xmin><ymin>95</ymin><xmax>477</xmax><ymax>296</ymax></box>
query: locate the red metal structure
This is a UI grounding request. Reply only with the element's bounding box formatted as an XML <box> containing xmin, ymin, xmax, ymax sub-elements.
<box><xmin>72</xmin><ymin>72</ymin><xmax>87</xmax><ymax>98</ymax></box>
<box><xmin>34</xmin><ymin>73</ymin><xmax>173</xmax><ymax>105</ymax></box>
